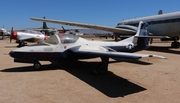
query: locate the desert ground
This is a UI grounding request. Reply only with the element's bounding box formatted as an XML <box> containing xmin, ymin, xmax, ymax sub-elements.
<box><xmin>0</xmin><ymin>38</ymin><xmax>180</xmax><ymax>103</ymax></box>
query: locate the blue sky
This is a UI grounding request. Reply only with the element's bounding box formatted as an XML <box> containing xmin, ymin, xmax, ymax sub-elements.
<box><xmin>1</xmin><ymin>0</ymin><xmax>180</xmax><ymax>30</ymax></box>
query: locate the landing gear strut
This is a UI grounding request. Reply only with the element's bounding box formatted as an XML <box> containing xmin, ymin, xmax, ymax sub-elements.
<box><xmin>171</xmin><ymin>36</ymin><xmax>180</xmax><ymax>48</ymax></box>
<box><xmin>115</xmin><ymin>35</ymin><xmax>118</xmax><ymax>42</ymax></box>
<box><xmin>0</xmin><ymin>32</ymin><xmax>4</xmax><ymax>40</ymax></box>
<box><xmin>94</xmin><ymin>57</ymin><xmax>109</xmax><ymax>74</ymax></box>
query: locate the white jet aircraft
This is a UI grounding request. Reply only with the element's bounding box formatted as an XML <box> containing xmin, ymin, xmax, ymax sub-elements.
<box><xmin>9</xmin><ymin>21</ymin><xmax>165</xmax><ymax>74</ymax></box>
<box><xmin>10</xmin><ymin>28</ymin><xmax>49</xmax><ymax>47</ymax></box>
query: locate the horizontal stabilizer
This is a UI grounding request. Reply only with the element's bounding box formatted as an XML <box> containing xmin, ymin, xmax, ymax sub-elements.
<box><xmin>135</xmin><ymin>36</ymin><xmax>167</xmax><ymax>38</ymax></box>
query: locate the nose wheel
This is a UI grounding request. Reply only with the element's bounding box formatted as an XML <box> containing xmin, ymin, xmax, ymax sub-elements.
<box><xmin>171</xmin><ymin>42</ymin><xmax>180</xmax><ymax>48</ymax></box>
<box><xmin>33</xmin><ymin>62</ymin><xmax>41</xmax><ymax>69</ymax></box>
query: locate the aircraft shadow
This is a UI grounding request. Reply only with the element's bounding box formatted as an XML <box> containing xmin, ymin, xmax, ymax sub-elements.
<box><xmin>4</xmin><ymin>46</ymin><xmax>18</xmax><ymax>48</ymax></box>
<box><xmin>1</xmin><ymin>64</ymin><xmax>59</xmax><ymax>72</ymax></box>
<box><xmin>1</xmin><ymin>61</ymin><xmax>146</xmax><ymax>97</ymax></box>
<box><xmin>62</xmin><ymin>61</ymin><xmax>147</xmax><ymax>97</ymax></box>
<box><xmin>147</xmin><ymin>46</ymin><xmax>180</xmax><ymax>54</ymax></box>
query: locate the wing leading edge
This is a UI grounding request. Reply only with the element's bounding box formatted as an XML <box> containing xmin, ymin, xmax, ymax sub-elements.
<box><xmin>30</xmin><ymin>17</ymin><xmax>136</xmax><ymax>34</ymax></box>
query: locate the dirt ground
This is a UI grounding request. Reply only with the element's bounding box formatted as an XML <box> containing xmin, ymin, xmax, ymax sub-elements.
<box><xmin>0</xmin><ymin>38</ymin><xmax>180</xmax><ymax>103</ymax></box>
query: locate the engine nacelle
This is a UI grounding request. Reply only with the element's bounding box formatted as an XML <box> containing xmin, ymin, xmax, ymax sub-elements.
<box><xmin>116</xmin><ymin>25</ymin><xmax>138</xmax><ymax>32</ymax></box>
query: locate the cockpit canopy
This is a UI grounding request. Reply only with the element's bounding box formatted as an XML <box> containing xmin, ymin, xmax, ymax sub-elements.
<box><xmin>59</xmin><ymin>34</ymin><xmax>79</xmax><ymax>44</ymax></box>
<box><xmin>44</xmin><ymin>34</ymin><xmax>79</xmax><ymax>45</ymax></box>
<box><xmin>25</xmin><ymin>30</ymin><xmax>43</xmax><ymax>35</ymax></box>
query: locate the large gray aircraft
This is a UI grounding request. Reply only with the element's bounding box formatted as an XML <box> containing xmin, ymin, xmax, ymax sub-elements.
<box><xmin>31</xmin><ymin>11</ymin><xmax>180</xmax><ymax>48</ymax></box>
<box><xmin>118</xmin><ymin>11</ymin><xmax>180</xmax><ymax>47</ymax></box>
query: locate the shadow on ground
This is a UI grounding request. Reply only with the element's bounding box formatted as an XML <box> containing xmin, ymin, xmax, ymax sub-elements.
<box><xmin>1</xmin><ymin>61</ymin><xmax>146</xmax><ymax>97</ymax></box>
<box><xmin>147</xmin><ymin>46</ymin><xmax>180</xmax><ymax>54</ymax></box>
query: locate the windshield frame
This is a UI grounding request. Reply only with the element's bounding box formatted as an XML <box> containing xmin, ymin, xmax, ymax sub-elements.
<box><xmin>44</xmin><ymin>34</ymin><xmax>59</xmax><ymax>45</ymax></box>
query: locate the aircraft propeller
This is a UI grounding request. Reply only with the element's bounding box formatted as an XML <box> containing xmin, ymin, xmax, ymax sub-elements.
<box><xmin>150</xmin><ymin>38</ymin><xmax>153</xmax><ymax>44</ymax></box>
<box><xmin>62</xmin><ymin>26</ymin><xmax>66</xmax><ymax>33</ymax></box>
<box><xmin>10</xmin><ymin>27</ymin><xmax>13</xmax><ymax>43</ymax></box>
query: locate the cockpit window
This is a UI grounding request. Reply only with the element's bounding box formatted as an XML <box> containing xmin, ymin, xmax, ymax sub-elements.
<box><xmin>25</xmin><ymin>30</ymin><xmax>43</xmax><ymax>35</ymax></box>
<box><xmin>44</xmin><ymin>35</ymin><xmax>59</xmax><ymax>45</ymax></box>
<box><xmin>59</xmin><ymin>34</ymin><xmax>79</xmax><ymax>44</ymax></box>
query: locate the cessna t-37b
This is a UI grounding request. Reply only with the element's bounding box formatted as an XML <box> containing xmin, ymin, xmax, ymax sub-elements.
<box><xmin>9</xmin><ymin>21</ymin><xmax>166</xmax><ymax>74</ymax></box>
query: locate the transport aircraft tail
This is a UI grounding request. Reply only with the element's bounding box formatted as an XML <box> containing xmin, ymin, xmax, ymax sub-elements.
<box><xmin>43</xmin><ymin>17</ymin><xmax>49</xmax><ymax>29</ymax></box>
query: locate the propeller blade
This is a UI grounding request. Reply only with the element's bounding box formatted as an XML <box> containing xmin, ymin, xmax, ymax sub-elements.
<box><xmin>150</xmin><ymin>38</ymin><xmax>153</xmax><ymax>44</ymax></box>
<box><xmin>10</xmin><ymin>27</ymin><xmax>13</xmax><ymax>43</ymax></box>
<box><xmin>61</xmin><ymin>26</ymin><xmax>66</xmax><ymax>33</ymax></box>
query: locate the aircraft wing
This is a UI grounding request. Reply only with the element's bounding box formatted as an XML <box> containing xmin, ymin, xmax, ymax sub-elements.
<box><xmin>65</xmin><ymin>45</ymin><xmax>166</xmax><ymax>59</ymax></box>
<box><xmin>30</xmin><ymin>17</ymin><xmax>136</xmax><ymax>34</ymax></box>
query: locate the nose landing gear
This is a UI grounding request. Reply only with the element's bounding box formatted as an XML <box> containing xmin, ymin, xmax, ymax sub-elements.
<box><xmin>33</xmin><ymin>62</ymin><xmax>41</xmax><ymax>69</ymax></box>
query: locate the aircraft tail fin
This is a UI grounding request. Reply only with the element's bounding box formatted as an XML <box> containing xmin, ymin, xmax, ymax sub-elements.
<box><xmin>43</xmin><ymin>17</ymin><xmax>49</xmax><ymax>29</ymax></box>
<box><xmin>120</xmin><ymin>21</ymin><xmax>149</xmax><ymax>49</ymax></box>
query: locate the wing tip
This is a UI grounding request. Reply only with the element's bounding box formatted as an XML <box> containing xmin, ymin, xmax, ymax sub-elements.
<box><xmin>149</xmin><ymin>55</ymin><xmax>167</xmax><ymax>59</ymax></box>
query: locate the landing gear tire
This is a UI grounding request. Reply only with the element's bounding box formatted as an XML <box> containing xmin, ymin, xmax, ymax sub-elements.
<box><xmin>17</xmin><ymin>41</ymin><xmax>26</xmax><ymax>47</ymax></box>
<box><xmin>33</xmin><ymin>62</ymin><xmax>41</xmax><ymax>69</ymax></box>
<box><xmin>171</xmin><ymin>42</ymin><xmax>180</xmax><ymax>48</ymax></box>
<box><xmin>94</xmin><ymin>64</ymin><xmax>108</xmax><ymax>74</ymax></box>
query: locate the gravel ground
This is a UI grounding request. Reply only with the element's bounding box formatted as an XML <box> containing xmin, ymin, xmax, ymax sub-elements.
<box><xmin>0</xmin><ymin>38</ymin><xmax>179</xmax><ymax>103</ymax></box>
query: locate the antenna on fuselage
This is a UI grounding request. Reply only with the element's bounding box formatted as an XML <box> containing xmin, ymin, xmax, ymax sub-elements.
<box><xmin>158</xmin><ymin>10</ymin><xmax>163</xmax><ymax>15</ymax></box>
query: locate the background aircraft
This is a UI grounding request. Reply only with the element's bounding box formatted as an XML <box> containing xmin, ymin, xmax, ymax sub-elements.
<box><xmin>10</xmin><ymin>28</ymin><xmax>49</xmax><ymax>47</ymax></box>
<box><xmin>117</xmin><ymin>11</ymin><xmax>180</xmax><ymax>48</ymax></box>
<box><xmin>10</xmin><ymin>17</ymin><xmax>58</xmax><ymax>47</ymax></box>
<box><xmin>31</xmin><ymin>11</ymin><xmax>180</xmax><ymax>48</ymax></box>
<box><xmin>9</xmin><ymin>21</ymin><xmax>165</xmax><ymax>74</ymax></box>
<box><xmin>0</xmin><ymin>26</ymin><xmax>10</xmax><ymax>39</ymax></box>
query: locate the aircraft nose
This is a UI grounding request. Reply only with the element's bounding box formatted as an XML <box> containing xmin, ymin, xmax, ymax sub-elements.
<box><xmin>12</xmin><ymin>31</ymin><xmax>17</xmax><ymax>40</ymax></box>
<box><xmin>9</xmin><ymin>51</ymin><xmax>15</xmax><ymax>58</ymax></box>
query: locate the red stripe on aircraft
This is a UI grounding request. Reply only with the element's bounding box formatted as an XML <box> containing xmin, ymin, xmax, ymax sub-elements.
<box><xmin>44</xmin><ymin>35</ymin><xmax>49</xmax><ymax>40</ymax></box>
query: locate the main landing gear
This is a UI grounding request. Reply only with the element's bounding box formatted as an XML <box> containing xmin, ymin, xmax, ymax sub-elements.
<box><xmin>171</xmin><ymin>36</ymin><xmax>180</xmax><ymax>48</ymax></box>
<box><xmin>16</xmin><ymin>40</ymin><xmax>27</xmax><ymax>47</ymax></box>
<box><xmin>32</xmin><ymin>58</ymin><xmax>110</xmax><ymax>74</ymax></box>
<box><xmin>94</xmin><ymin>57</ymin><xmax>109</xmax><ymax>74</ymax></box>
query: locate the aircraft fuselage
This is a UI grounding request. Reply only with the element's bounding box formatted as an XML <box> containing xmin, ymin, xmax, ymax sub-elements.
<box><xmin>118</xmin><ymin>11</ymin><xmax>180</xmax><ymax>36</ymax></box>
